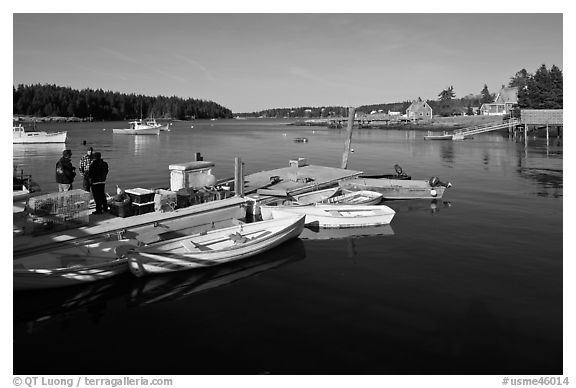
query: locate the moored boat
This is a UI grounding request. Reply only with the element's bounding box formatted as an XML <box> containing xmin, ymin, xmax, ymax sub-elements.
<box><xmin>112</xmin><ymin>120</ymin><xmax>161</xmax><ymax>135</ymax></box>
<box><xmin>424</xmin><ymin>130</ymin><xmax>473</xmax><ymax>141</ymax></box>
<box><xmin>260</xmin><ymin>204</ymin><xmax>396</xmax><ymax>228</ymax></box>
<box><xmin>320</xmin><ymin>189</ymin><xmax>383</xmax><ymax>205</ymax></box>
<box><xmin>339</xmin><ymin>176</ymin><xmax>451</xmax><ymax>200</ymax></box>
<box><xmin>13</xmin><ymin>124</ymin><xmax>67</xmax><ymax>144</ymax></box>
<box><xmin>292</xmin><ymin>187</ymin><xmax>340</xmax><ymax>204</ymax></box>
<box><xmin>13</xmin><ymin>239</ymin><xmax>139</xmax><ymax>291</ymax></box>
<box><xmin>121</xmin><ymin>214</ymin><xmax>306</xmax><ymax>277</ymax></box>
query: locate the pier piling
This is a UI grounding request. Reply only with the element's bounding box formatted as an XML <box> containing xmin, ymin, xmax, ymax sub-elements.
<box><xmin>341</xmin><ymin>107</ymin><xmax>356</xmax><ymax>170</ymax></box>
<box><xmin>234</xmin><ymin>157</ymin><xmax>244</xmax><ymax>197</ymax></box>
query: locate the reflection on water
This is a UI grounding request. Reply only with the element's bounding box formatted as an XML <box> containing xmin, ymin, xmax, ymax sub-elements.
<box><xmin>386</xmin><ymin>199</ymin><xmax>452</xmax><ymax>215</ymax></box>
<box><xmin>300</xmin><ymin>224</ymin><xmax>394</xmax><ymax>240</ymax></box>
<box><xmin>13</xmin><ymin>239</ymin><xmax>306</xmax><ymax>334</ymax></box>
<box><xmin>130</xmin><ymin>238</ymin><xmax>306</xmax><ymax>307</ymax></box>
<box><xmin>112</xmin><ymin>133</ymin><xmax>159</xmax><ymax>155</ymax></box>
<box><xmin>13</xmin><ymin>275</ymin><xmax>132</xmax><ymax>335</ymax></box>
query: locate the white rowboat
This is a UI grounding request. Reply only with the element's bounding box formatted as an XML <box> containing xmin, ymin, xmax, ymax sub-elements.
<box><xmin>260</xmin><ymin>204</ymin><xmax>395</xmax><ymax>228</ymax></box>
<box><xmin>122</xmin><ymin>215</ymin><xmax>306</xmax><ymax>277</ymax></box>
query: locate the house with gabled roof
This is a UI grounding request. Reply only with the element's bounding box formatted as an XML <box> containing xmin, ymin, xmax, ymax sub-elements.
<box><xmin>480</xmin><ymin>86</ymin><xmax>518</xmax><ymax>116</ymax></box>
<box><xmin>406</xmin><ymin>98</ymin><xmax>432</xmax><ymax>121</ymax></box>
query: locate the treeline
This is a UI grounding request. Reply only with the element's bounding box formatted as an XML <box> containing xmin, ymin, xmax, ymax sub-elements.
<box><xmin>13</xmin><ymin>84</ymin><xmax>233</xmax><ymax>120</ymax></box>
<box><xmin>238</xmin><ymin>106</ymin><xmax>351</xmax><ymax>118</ymax></box>
<box><xmin>512</xmin><ymin>64</ymin><xmax>563</xmax><ymax>109</ymax></box>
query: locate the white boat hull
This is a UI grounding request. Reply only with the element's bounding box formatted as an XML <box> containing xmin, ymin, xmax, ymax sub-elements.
<box><xmin>13</xmin><ymin>239</ymin><xmax>139</xmax><ymax>291</ymax></box>
<box><xmin>321</xmin><ymin>190</ymin><xmax>383</xmax><ymax>205</ymax></box>
<box><xmin>13</xmin><ymin>131</ymin><xmax>67</xmax><ymax>144</ymax></box>
<box><xmin>112</xmin><ymin>128</ymin><xmax>160</xmax><ymax>135</ymax></box>
<box><xmin>260</xmin><ymin>204</ymin><xmax>395</xmax><ymax>228</ymax></box>
<box><xmin>291</xmin><ymin>187</ymin><xmax>340</xmax><ymax>204</ymax></box>
<box><xmin>125</xmin><ymin>215</ymin><xmax>306</xmax><ymax>276</ymax></box>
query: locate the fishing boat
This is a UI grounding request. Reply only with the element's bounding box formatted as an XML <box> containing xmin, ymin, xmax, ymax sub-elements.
<box><xmin>112</xmin><ymin>119</ymin><xmax>161</xmax><ymax>135</ymax></box>
<box><xmin>320</xmin><ymin>189</ymin><xmax>383</xmax><ymax>205</ymax></box>
<box><xmin>339</xmin><ymin>176</ymin><xmax>451</xmax><ymax>200</ymax></box>
<box><xmin>13</xmin><ymin>124</ymin><xmax>67</xmax><ymax>144</ymax></box>
<box><xmin>121</xmin><ymin>214</ymin><xmax>306</xmax><ymax>277</ymax></box>
<box><xmin>13</xmin><ymin>239</ymin><xmax>139</xmax><ymax>291</ymax></box>
<box><xmin>260</xmin><ymin>204</ymin><xmax>395</xmax><ymax>228</ymax></box>
<box><xmin>293</xmin><ymin>137</ymin><xmax>309</xmax><ymax>143</ymax></box>
<box><xmin>145</xmin><ymin>118</ymin><xmax>171</xmax><ymax>131</ymax></box>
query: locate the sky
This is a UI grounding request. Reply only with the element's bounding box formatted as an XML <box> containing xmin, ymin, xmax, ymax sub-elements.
<box><xmin>12</xmin><ymin>12</ymin><xmax>563</xmax><ymax>113</ymax></box>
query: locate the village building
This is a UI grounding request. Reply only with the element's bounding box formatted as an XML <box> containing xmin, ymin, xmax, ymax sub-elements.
<box><xmin>406</xmin><ymin>98</ymin><xmax>433</xmax><ymax>121</ymax></box>
<box><xmin>480</xmin><ymin>86</ymin><xmax>518</xmax><ymax>116</ymax></box>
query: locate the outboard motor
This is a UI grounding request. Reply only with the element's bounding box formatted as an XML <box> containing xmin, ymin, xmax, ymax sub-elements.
<box><xmin>429</xmin><ymin>176</ymin><xmax>452</xmax><ymax>188</ymax></box>
<box><xmin>394</xmin><ymin>164</ymin><xmax>408</xmax><ymax>177</ymax></box>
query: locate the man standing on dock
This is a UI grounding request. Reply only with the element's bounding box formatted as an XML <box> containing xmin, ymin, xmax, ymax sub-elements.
<box><xmin>55</xmin><ymin>149</ymin><xmax>76</xmax><ymax>192</ymax></box>
<box><xmin>88</xmin><ymin>152</ymin><xmax>109</xmax><ymax>214</ymax></box>
<box><xmin>79</xmin><ymin>146</ymin><xmax>95</xmax><ymax>192</ymax></box>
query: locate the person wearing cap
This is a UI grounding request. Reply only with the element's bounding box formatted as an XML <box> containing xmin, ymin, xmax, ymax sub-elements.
<box><xmin>79</xmin><ymin>146</ymin><xmax>95</xmax><ymax>192</ymax></box>
<box><xmin>88</xmin><ymin>152</ymin><xmax>109</xmax><ymax>214</ymax></box>
<box><xmin>55</xmin><ymin>149</ymin><xmax>76</xmax><ymax>192</ymax></box>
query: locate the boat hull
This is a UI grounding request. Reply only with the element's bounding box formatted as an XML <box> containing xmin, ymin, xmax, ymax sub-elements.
<box><xmin>112</xmin><ymin>128</ymin><xmax>160</xmax><ymax>135</ymax></box>
<box><xmin>13</xmin><ymin>239</ymin><xmax>138</xmax><ymax>291</ymax></box>
<box><xmin>293</xmin><ymin>187</ymin><xmax>340</xmax><ymax>204</ymax></box>
<box><xmin>321</xmin><ymin>190</ymin><xmax>383</xmax><ymax>205</ymax></box>
<box><xmin>260</xmin><ymin>204</ymin><xmax>395</xmax><ymax>228</ymax></box>
<box><xmin>126</xmin><ymin>215</ymin><xmax>306</xmax><ymax>276</ymax></box>
<box><xmin>13</xmin><ymin>131</ymin><xmax>67</xmax><ymax>144</ymax></box>
<box><xmin>339</xmin><ymin>178</ymin><xmax>447</xmax><ymax>200</ymax></box>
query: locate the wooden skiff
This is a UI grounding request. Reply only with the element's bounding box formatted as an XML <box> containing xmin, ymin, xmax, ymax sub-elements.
<box><xmin>260</xmin><ymin>204</ymin><xmax>395</xmax><ymax>228</ymax></box>
<box><xmin>122</xmin><ymin>214</ymin><xmax>306</xmax><ymax>277</ymax></box>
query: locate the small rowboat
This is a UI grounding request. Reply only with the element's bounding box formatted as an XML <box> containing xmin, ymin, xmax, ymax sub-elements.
<box><xmin>292</xmin><ymin>187</ymin><xmax>340</xmax><ymax>204</ymax></box>
<box><xmin>321</xmin><ymin>189</ymin><xmax>383</xmax><ymax>205</ymax></box>
<box><xmin>121</xmin><ymin>214</ymin><xmax>306</xmax><ymax>277</ymax></box>
<box><xmin>13</xmin><ymin>239</ymin><xmax>139</xmax><ymax>291</ymax></box>
<box><xmin>260</xmin><ymin>204</ymin><xmax>395</xmax><ymax>228</ymax></box>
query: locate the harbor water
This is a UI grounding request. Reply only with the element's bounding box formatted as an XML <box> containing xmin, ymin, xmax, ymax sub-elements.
<box><xmin>13</xmin><ymin>119</ymin><xmax>563</xmax><ymax>374</ymax></box>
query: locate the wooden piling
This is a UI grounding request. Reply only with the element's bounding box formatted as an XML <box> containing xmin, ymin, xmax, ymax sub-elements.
<box><xmin>341</xmin><ymin>107</ymin><xmax>356</xmax><ymax>170</ymax></box>
<box><xmin>234</xmin><ymin>157</ymin><xmax>244</xmax><ymax>197</ymax></box>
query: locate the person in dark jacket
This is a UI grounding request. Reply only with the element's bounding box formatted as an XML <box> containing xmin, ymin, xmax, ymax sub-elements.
<box><xmin>55</xmin><ymin>149</ymin><xmax>76</xmax><ymax>192</ymax></box>
<box><xmin>88</xmin><ymin>152</ymin><xmax>109</xmax><ymax>214</ymax></box>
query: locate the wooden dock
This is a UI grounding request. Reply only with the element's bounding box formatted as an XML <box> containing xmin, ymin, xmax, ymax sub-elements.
<box><xmin>240</xmin><ymin>164</ymin><xmax>362</xmax><ymax>196</ymax></box>
<box><xmin>13</xmin><ymin>197</ymin><xmax>246</xmax><ymax>258</ymax></box>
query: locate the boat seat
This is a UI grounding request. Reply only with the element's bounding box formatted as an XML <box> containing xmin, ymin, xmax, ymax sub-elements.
<box><xmin>181</xmin><ymin>239</ymin><xmax>211</xmax><ymax>252</ymax></box>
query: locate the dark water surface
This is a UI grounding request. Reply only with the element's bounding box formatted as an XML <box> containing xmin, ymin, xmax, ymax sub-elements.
<box><xmin>13</xmin><ymin>119</ymin><xmax>563</xmax><ymax>374</ymax></box>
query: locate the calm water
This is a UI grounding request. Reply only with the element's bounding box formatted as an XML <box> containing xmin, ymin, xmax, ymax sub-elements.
<box><xmin>13</xmin><ymin>119</ymin><xmax>563</xmax><ymax>374</ymax></box>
